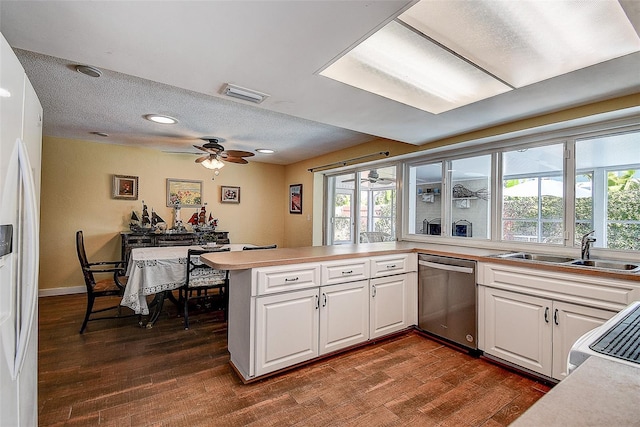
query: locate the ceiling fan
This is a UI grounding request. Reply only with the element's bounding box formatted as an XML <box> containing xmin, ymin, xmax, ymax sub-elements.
<box><xmin>194</xmin><ymin>138</ymin><xmax>255</xmax><ymax>167</ymax></box>
<box><xmin>342</xmin><ymin>169</ymin><xmax>396</xmax><ymax>185</ymax></box>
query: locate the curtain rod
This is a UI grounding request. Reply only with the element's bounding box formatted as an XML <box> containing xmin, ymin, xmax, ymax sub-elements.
<box><xmin>307</xmin><ymin>151</ymin><xmax>390</xmax><ymax>173</ymax></box>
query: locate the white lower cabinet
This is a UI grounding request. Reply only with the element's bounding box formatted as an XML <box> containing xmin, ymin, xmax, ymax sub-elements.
<box><xmin>319</xmin><ymin>280</ymin><xmax>370</xmax><ymax>355</ymax></box>
<box><xmin>255</xmin><ymin>288</ymin><xmax>320</xmax><ymax>377</ymax></box>
<box><xmin>370</xmin><ymin>273</ymin><xmax>413</xmax><ymax>339</ymax></box>
<box><xmin>482</xmin><ymin>286</ymin><xmax>615</xmax><ymax>380</ymax></box>
<box><xmin>255</xmin><ymin>280</ymin><xmax>370</xmax><ymax>377</ymax></box>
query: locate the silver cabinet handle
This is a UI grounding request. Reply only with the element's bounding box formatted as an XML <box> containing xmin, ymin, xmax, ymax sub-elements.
<box><xmin>544</xmin><ymin>307</ymin><xmax>549</xmax><ymax>323</ymax></box>
<box><xmin>285</xmin><ymin>277</ymin><xmax>299</xmax><ymax>282</ymax></box>
<box><xmin>315</xmin><ymin>295</ymin><xmax>319</xmax><ymax>309</ymax></box>
<box><xmin>372</xmin><ymin>285</ymin><xmax>376</xmax><ymax>297</ymax></box>
<box><xmin>554</xmin><ymin>309</ymin><xmax>559</xmax><ymax>326</ymax></box>
<box><xmin>322</xmin><ymin>293</ymin><xmax>327</xmax><ymax>307</ymax></box>
<box><xmin>341</xmin><ymin>270</ymin><xmax>353</xmax><ymax>275</ymax></box>
<box><xmin>386</xmin><ymin>264</ymin><xmax>397</xmax><ymax>269</ymax></box>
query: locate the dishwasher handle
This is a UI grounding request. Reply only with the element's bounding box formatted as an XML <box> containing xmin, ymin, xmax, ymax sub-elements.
<box><xmin>419</xmin><ymin>260</ymin><xmax>474</xmax><ymax>274</ymax></box>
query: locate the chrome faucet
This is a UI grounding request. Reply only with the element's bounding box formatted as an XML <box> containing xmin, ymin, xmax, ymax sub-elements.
<box><xmin>581</xmin><ymin>230</ymin><xmax>596</xmax><ymax>260</ymax></box>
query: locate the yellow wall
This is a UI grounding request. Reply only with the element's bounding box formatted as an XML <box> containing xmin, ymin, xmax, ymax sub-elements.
<box><xmin>40</xmin><ymin>136</ymin><xmax>285</xmax><ymax>291</ymax></box>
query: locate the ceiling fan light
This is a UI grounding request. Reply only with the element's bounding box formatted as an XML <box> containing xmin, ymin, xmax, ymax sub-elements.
<box><xmin>256</xmin><ymin>148</ymin><xmax>275</xmax><ymax>154</ymax></box>
<box><xmin>222</xmin><ymin>83</ymin><xmax>269</xmax><ymax>104</ymax></box>
<box><xmin>201</xmin><ymin>157</ymin><xmax>225</xmax><ymax>170</ymax></box>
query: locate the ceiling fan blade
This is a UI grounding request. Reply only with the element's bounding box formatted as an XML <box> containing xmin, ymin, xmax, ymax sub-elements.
<box><xmin>194</xmin><ymin>145</ymin><xmax>216</xmax><ymax>154</ymax></box>
<box><xmin>224</xmin><ymin>150</ymin><xmax>255</xmax><ymax>158</ymax></box>
<box><xmin>223</xmin><ymin>157</ymin><xmax>249</xmax><ymax>164</ymax></box>
<box><xmin>195</xmin><ymin>155</ymin><xmax>210</xmax><ymax>163</ymax></box>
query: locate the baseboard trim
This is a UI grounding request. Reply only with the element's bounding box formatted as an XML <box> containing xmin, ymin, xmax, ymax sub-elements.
<box><xmin>39</xmin><ymin>286</ymin><xmax>86</xmax><ymax>297</ymax></box>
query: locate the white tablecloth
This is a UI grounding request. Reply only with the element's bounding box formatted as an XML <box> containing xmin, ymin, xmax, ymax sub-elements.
<box><xmin>121</xmin><ymin>244</ymin><xmax>246</xmax><ymax>315</ymax></box>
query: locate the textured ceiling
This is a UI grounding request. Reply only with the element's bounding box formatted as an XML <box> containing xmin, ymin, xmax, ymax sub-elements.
<box><xmin>1</xmin><ymin>1</ymin><xmax>639</xmax><ymax>166</ymax></box>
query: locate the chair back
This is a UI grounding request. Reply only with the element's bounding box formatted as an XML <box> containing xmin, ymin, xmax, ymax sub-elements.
<box><xmin>242</xmin><ymin>244</ymin><xmax>277</xmax><ymax>250</ymax></box>
<box><xmin>76</xmin><ymin>230</ymin><xmax>95</xmax><ymax>289</ymax></box>
<box><xmin>359</xmin><ymin>232</ymin><xmax>390</xmax><ymax>243</ymax></box>
<box><xmin>185</xmin><ymin>248</ymin><xmax>230</xmax><ymax>289</ymax></box>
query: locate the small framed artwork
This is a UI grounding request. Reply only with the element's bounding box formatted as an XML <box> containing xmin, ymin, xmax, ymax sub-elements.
<box><xmin>166</xmin><ymin>179</ymin><xmax>203</xmax><ymax>207</ymax></box>
<box><xmin>289</xmin><ymin>184</ymin><xmax>302</xmax><ymax>214</ymax></box>
<box><xmin>221</xmin><ymin>186</ymin><xmax>240</xmax><ymax>204</ymax></box>
<box><xmin>112</xmin><ymin>175</ymin><xmax>138</xmax><ymax>200</ymax></box>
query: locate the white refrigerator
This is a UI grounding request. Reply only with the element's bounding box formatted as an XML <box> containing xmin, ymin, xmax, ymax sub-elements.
<box><xmin>0</xmin><ymin>33</ymin><xmax>43</xmax><ymax>426</ymax></box>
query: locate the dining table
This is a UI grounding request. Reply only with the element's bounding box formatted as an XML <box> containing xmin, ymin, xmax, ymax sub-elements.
<box><xmin>120</xmin><ymin>243</ymin><xmax>250</xmax><ymax>327</ymax></box>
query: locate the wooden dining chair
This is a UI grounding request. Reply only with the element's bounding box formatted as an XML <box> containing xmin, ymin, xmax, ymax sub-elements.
<box><xmin>180</xmin><ymin>248</ymin><xmax>230</xmax><ymax>330</ymax></box>
<box><xmin>76</xmin><ymin>230</ymin><xmax>133</xmax><ymax>333</ymax></box>
<box><xmin>242</xmin><ymin>244</ymin><xmax>277</xmax><ymax>250</ymax></box>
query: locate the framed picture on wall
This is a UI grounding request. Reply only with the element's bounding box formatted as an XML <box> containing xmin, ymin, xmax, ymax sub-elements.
<box><xmin>221</xmin><ymin>186</ymin><xmax>240</xmax><ymax>203</ymax></box>
<box><xmin>166</xmin><ymin>178</ymin><xmax>203</xmax><ymax>207</ymax></box>
<box><xmin>289</xmin><ymin>184</ymin><xmax>302</xmax><ymax>214</ymax></box>
<box><xmin>112</xmin><ymin>175</ymin><xmax>138</xmax><ymax>200</ymax></box>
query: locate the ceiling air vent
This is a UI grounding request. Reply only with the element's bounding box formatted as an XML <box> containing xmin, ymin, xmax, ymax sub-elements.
<box><xmin>221</xmin><ymin>83</ymin><xmax>269</xmax><ymax>104</ymax></box>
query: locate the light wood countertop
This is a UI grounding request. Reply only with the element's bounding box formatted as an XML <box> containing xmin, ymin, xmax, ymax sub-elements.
<box><xmin>200</xmin><ymin>242</ymin><xmax>640</xmax><ymax>282</ymax></box>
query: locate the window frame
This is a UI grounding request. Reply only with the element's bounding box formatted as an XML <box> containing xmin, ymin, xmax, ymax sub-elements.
<box><xmin>399</xmin><ymin>116</ymin><xmax>640</xmax><ymax>259</ymax></box>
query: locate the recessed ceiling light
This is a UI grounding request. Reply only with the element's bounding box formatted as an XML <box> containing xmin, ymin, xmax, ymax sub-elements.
<box><xmin>75</xmin><ymin>65</ymin><xmax>102</xmax><ymax>78</ymax></box>
<box><xmin>0</xmin><ymin>88</ymin><xmax>11</xmax><ymax>98</ymax></box>
<box><xmin>256</xmin><ymin>149</ymin><xmax>275</xmax><ymax>154</ymax></box>
<box><xmin>144</xmin><ymin>114</ymin><xmax>178</xmax><ymax>124</ymax></box>
<box><xmin>90</xmin><ymin>131</ymin><xmax>109</xmax><ymax>137</ymax></box>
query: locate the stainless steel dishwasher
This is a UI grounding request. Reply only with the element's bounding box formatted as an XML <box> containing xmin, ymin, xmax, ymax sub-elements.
<box><xmin>418</xmin><ymin>254</ymin><xmax>477</xmax><ymax>352</ymax></box>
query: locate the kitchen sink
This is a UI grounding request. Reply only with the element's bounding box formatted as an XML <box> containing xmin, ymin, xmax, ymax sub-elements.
<box><xmin>496</xmin><ymin>252</ymin><xmax>576</xmax><ymax>263</ymax></box>
<box><xmin>570</xmin><ymin>259</ymin><xmax>640</xmax><ymax>272</ymax></box>
<box><xmin>496</xmin><ymin>252</ymin><xmax>640</xmax><ymax>273</ymax></box>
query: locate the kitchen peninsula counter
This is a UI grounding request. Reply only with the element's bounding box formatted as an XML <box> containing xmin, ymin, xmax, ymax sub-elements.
<box><xmin>200</xmin><ymin>242</ymin><xmax>640</xmax><ymax>282</ymax></box>
<box><xmin>200</xmin><ymin>241</ymin><xmax>501</xmax><ymax>270</ymax></box>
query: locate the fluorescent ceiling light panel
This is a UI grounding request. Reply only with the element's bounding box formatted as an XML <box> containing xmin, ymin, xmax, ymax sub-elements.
<box><xmin>320</xmin><ymin>0</ymin><xmax>640</xmax><ymax>114</ymax></box>
<box><xmin>398</xmin><ymin>0</ymin><xmax>640</xmax><ymax>88</ymax></box>
<box><xmin>321</xmin><ymin>20</ymin><xmax>512</xmax><ymax>114</ymax></box>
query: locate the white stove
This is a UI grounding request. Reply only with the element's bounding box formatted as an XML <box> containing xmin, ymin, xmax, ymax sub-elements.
<box><xmin>568</xmin><ymin>301</ymin><xmax>640</xmax><ymax>374</ymax></box>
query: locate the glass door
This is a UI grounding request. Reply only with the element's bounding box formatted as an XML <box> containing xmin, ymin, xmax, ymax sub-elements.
<box><xmin>328</xmin><ymin>173</ymin><xmax>355</xmax><ymax>245</ymax></box>
<box><xmin>326</xmin><ymin>167</ymin><xmax>397</xmax><ymax>245</ymax></box>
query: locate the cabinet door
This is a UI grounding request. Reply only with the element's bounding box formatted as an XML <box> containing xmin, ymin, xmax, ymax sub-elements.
<box><xmin>370</xmin><ymin>274</ymin><xmax>409</xmax><ymax>339</ymax></box>
<box><xmin>319</xmin><ymin>280</ymin><xmax>369</xmax><ymax>355</ymax></box>
<box><xmin>255</xmin><ymin>288</ymin><xmax>319</xmax><ymax>376</ymax></box>
<box><xmin>551</xmin><ymin>301</ymin><xmax>616</xmax><ymax>380</ymax></box>
<box><xmin>484</xmin><ymin>288</ymin><xmax>552</xmax><ymax>377</ymax></box>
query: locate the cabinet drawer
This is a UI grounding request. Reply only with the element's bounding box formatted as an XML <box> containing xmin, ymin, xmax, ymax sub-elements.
<box><xmin>254</xmin><ymin>263</ymin><xmax>320</xmax><ymax>296</ymax></box>
<box><xmin>370</xmin><ymin>254</ymin><xmax>413</xmax><ymax>278</ymax></box>
<box><xmin>321</xmin><ymin>258</ymin><xmax>369</xmax><ymax>285</ymax></box>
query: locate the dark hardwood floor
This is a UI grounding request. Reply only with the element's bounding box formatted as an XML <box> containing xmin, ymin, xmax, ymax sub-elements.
<box><xmin>38</xmin><ymin>294</ymin><xmax>550</xmax><ymax>426</ymax></box>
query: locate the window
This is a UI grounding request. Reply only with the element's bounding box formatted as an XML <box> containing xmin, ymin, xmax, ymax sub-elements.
<box><xmin>575</xmin><ymin>132</ymin><xmax>640</xmax><ymax>251</ymax></box>
<box><xmin>408</xmin><ymin>162</ymin><xmax>443</xmax><ymax>235</ymax></box>
<box><xmin>407</xmin><ymin>155</ymin><xmax>490</xmax><ymax>239</ymax></box>
<box><xmin>450</xmin><ymin>155</ymin><xmax>491</xmax><ymax>239</ymax></box>
<box><xmin>400</xmin><ymin>115</ymin><xmax>639</xmax><ymax>256</ymax></box>
<box><xmin>502</xmin><ymin>144</ymin><xmax>565</xmax><ymax>244</ymax></box>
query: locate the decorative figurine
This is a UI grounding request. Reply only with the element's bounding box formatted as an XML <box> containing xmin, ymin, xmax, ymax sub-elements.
<box><xmin>141</xmin><ymin>203</ymin><xmax>151</xmax><ymax>228</ymax></box>
<box><xmin>130</xmin><ymin>210</ymin><xmax>141</xmax><ymax>231</ymax></box>
<box><xmin>187</xmin><ymin>212</ymin><xmax>199</xmax><ymax>226</ymax></box>
<box><xmin>198</xmin><ymin>206</ymin><xmax>207</xmax><ymax>225</ymax></box>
